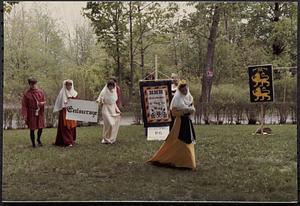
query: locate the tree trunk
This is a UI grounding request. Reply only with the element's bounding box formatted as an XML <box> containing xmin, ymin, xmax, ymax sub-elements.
<box><xmin>116</xmin><ymin>39</ymin><xmax>121</xmax><ymax>81</ymax></box>
<box><xmin>138</xmin><ymin>5</ymin><xmax>145</xmax><ymax>79</ymax></box>
<box><xmin>104</xmin><ymin>57</ymin><xmax>110</xmax><ymax>79</ymax></box>
<box><xmin>224</xmin><ymin>9</ymin><xmax>228</xmax><ymax>37</ymax></box>
<box><xmin>247</xmin><ymin>109</ymin><xmax>258</xmax><ymax>125</ymax></box>
<box><xmin>129</xmin><ymin>1</ymin><xmax>134</xmax><ymax>98</ymax></box>
<box><xmin>140</xmin><ymin>42</ymin><xmax>144</xmax><ymax>79</ymax></box>
<box><xmin>274</xmin><ymin>2</ymin><xmax>280</xmax><ymax>22</ymax></box>
<box><xmin>172</xmin><ymin>36</ymin><xmax>178</xmax><ymax>72</ymax></box>
<box><xmin>197</xmin><ymin>38</ymin><xmax>202</xmax><ymax>77</ymax></box>
<box><xmin>272</xmin><ymin>2</ymin><xmax>285</xmax><ymax>55</ymax></box>
<box><xmin>115</xmin><ymin>7</ymin><xmax>122</xmax><ymax>81</ymax></box>
<box><xmin>200</xmin><ymin>4</ymin><xmax>221</xmax><ymax>124</ymax></box>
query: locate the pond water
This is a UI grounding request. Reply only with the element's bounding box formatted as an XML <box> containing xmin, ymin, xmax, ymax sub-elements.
<box><xmin>3</xmin><ymin>115</ymin><xmax>295</xmax><ymax>129</ymax></box>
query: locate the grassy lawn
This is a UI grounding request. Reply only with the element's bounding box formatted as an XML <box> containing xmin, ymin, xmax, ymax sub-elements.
<box><xmin>2</xmin><ymin>125</ymin><xmax>297</xmax><ymax>201</ymax></box>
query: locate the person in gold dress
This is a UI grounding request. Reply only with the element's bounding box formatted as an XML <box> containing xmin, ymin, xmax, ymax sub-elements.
<box><xmin>147</xmin><ymin>80</ymin><xmax>196</xmax><ymax>170</ymax></box>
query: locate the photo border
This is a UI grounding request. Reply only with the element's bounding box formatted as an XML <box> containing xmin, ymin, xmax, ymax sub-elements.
<box><xmin>0</xmin><ymin>0</ymin><xmax>299</xmax><ymax>205</ymax></box>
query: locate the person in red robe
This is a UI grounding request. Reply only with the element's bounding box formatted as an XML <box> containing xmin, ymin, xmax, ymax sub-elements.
<box><xmin>21</xmin><ymin>77</ymin><xmax>46</xmax><ymax>147</ymax></box>
<box><xmin>53</xmin><ymin>80</ymin><xmax>78</xmax><ymax>147</ymax></box>
<box><xmin>110</xmin><ymin>76</ymin><xmax>123</xmax><ymax>110</ymax></box>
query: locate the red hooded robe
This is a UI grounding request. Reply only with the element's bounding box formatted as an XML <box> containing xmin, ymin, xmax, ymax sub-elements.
<box><xmin>21</xmin><ymin>88</ymin><xmax>46</xmax><ymax>130</ymax></box>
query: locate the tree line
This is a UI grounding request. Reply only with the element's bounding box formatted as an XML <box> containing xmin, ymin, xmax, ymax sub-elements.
<box><xmin>4</xmin><ymin>2</ymin><xmax>297</xmax><ymax>127</ymax></box>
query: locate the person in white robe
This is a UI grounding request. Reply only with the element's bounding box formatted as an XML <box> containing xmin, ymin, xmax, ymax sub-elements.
<box><xmin>96</xmin><ymin>80</ymin><xmax>121</xmax><ymax>144</ymax></box>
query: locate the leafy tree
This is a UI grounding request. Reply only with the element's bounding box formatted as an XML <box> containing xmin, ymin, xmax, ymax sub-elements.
<box><xmin>3</xmin><ymin>2</ymin><xmax>297</xmax><ymax>125</ymax></box>
<box><xmin>132</xmin><ymin>2</ymin><xmax>178</xmax><ymax>78</ymax></box>
<box><xmin>64</xmin><ymin>22</ymin><xmax>108</xmax><ymax>100</ymax></box>
<box><xmin>82</xmin><ymin>1</ymin><xmax>128</xmax><ymax>82</ymax></box>
<box><xmin>4</xmin><ymin>4</ymin><xmax>65</xmax><ymax>105</ymax></box>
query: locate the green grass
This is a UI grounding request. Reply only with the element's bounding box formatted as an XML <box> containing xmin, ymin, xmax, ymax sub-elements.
<box><xmin>3</xmin><ymin>125</ymin><xmax>297</xmax><ymax>201</ymax></box>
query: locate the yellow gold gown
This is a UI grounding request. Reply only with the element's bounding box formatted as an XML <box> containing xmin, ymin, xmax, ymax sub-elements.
<box><xmin>147</xmin><ymin>107</ymin><xmax>196</xmax><ymax>170</ymax></box>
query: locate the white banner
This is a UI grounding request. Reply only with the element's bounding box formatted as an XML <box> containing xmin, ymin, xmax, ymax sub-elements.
<box><xmin>147</xmin><ymin>126</ymin><xmax>169</xmax><ymax>141</ymax></box>
<box><xmin>66</xmin><ymin>99</ymin><xmax>98</xmax><ymax>123</ymax></box>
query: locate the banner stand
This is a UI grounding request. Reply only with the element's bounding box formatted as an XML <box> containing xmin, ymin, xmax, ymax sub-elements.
<box><xmin>256</xmin><ymin>103</ymin><xmax>268</xmax><ymax>135</ymax></box>
<box><xmin>248</xmin><ymin>64</ymin><xmax>274</xmax><ymax>136</ymax></box>
<box><xmin>250</xmin><ymin>65</ymin><xmax>296</xmax><ymax>135</ymax></box>
<box><xmin>260</xmin><ymin>103</ymin><xmax>264</xmax><ymax>135</ymax></box>
<box><xmin>140</xmin><ymin>55</ymin><xmax>173</xmax><ymax>140</ymax></box>
<box><xmin>140</xmin><ymin>79</ymin><xmax>172</xmax><ymax>139</ymax></box>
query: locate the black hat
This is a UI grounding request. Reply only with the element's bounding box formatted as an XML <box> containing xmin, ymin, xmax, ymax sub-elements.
<box><xmin>110</xmin><ymin>76</ymin><xmax>118</xmax><ymax>83</ymax></box>
<box><xmin>107</xmin><ymin>79</ymin><xmax>116</xmax><ymax>87</ymax></box>
<box><xmin>28</xmin><ymin>77</ymin><xmax>37</xmax><ymax>84</ymax></box>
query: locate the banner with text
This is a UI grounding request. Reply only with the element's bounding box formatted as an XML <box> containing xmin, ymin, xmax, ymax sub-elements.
<box><xmin>139</xmin><ymin>80</ymin><xmax>172</xmax><ymax>128</ymax></box>
<box><xmin>66</xmin><ymin>99</ymin><xmax>98</xmax><ymax>122</ymax></box>
<box><xmin>147</xmin><ymin>126</ymin><xmax>169</xmax><ymax>141</ymax></box>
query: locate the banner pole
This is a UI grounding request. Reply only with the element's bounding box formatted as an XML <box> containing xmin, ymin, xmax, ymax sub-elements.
<box><xmin>155</xmin><ymin>55</ymin><xmax>158</xmax><ymax>80</ymax></box>
<box><xmin>260</xmin><ymin>103</ymin><xmax>264</xmax><ymax>135</ymax></box>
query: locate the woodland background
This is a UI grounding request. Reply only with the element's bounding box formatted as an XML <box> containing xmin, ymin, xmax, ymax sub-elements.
<box><xmin>3</xmin><ymin>2</ymin><xmax>297</xmax><ymax>128</ymax></box>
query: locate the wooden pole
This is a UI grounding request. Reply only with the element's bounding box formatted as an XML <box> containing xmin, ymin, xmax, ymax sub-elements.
<box><xmin>283</xmin><ymin>69</ymin><xmax>287</xmax><ymax>102</ymax></box>
<box><xmin>155</xmin><ymin>54</ymin><xmax>158</xmax><ymax>80</ymax></box>
<box><xmin>260</xmin><ymin>103</ymin><xmax>264</xmax><ymax>135</ymax></box>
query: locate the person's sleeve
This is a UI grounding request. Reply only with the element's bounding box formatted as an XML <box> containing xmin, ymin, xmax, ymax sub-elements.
<box><xmin>42</xmin><ymin>90</ymin><xmax>46</xmax><ymax>101</ymax></box>
<box><xmin>96</xmin><ymin>93</ymin><xmax>104</xmax><ymax>104</ymax></box>
<box><xmin>188</xmin><ymin>101</ymin><xmax>196</xmax><ymax>114</ymax></box>
<box><xmin>115</xmin><ymin>104</ymin><xmax>121</xmax><ymax>113</ymax></box>
<box><xmin>36</xmin><ymin>91</ymin><xmax>46</xmax><ymax>108</ymax></box>
<box><xmin>171</xmin><ymin>107</ymin><xmax>185</xmax><ymax>117</ymax></box>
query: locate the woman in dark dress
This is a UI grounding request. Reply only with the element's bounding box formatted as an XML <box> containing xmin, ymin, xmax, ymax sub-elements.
<box><xmin>53</xmin><ymin>80</ymin><xmax>78</xmax><ymax>147</ymax></box>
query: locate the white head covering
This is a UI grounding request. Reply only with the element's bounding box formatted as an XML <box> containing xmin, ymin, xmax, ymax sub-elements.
<box><xmin>171</xmin><ymin>73</ymin><xmax>178</xmax><ymax>79</ymax></box>
<box><xmin>96</xmin><ymin>84</ymin><xmax>118</xmax><ymax>105</ymax></box>
<box><xmin>170</xmin><ymin>84</ymin><xmax>194</xmax><ymax>110</ymax></box>
<box><xmin>53</xmin><ymin>79</ymin><xmax>78</xmax><ymax>113</ymax></box>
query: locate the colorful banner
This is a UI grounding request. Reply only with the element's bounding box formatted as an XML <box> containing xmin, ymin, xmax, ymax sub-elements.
<box><xmin>66</xmin><ymin>99</ymin><xmax>99</xmax><ymax>122</ymax></box>
<box><xmin>248</xmin><ymin>64</ymin><xmax>274</xmax><ymax>102</ymax></box>
<box><xmin>139</xmin><ymin>80</ymin><xmax>172</xmax><ymax>127</ymax></box>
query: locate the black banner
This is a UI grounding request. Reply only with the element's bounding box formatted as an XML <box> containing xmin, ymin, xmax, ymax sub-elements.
<box><xmin>139</xmin><ymin>80</ymin><xmax>172</xmax><ymax>128</ymax></box>
<box><xmin>248</xmin><ymin>64</ymin><xmax>274</xmax><ymax>102</ymax></box>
